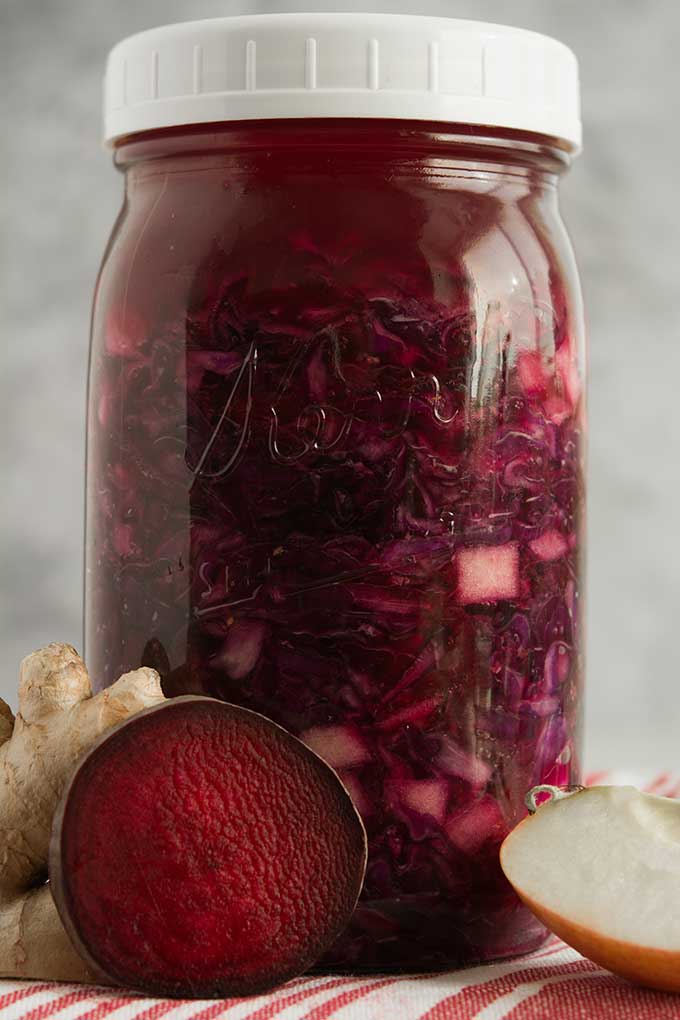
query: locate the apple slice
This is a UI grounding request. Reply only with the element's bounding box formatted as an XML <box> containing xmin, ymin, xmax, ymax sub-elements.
<box><xmin>500</xmin><ymin>785</ymin><xmax>680</xmax><ymax>993</ymax></box>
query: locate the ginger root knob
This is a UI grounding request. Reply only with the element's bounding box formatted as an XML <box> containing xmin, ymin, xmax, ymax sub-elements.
<box><xmin>0</xmin><ymin>643</ymin><xmax>164</xmax><ymax>982</ymax></box>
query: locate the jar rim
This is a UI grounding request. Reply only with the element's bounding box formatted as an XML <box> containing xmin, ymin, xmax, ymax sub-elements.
<box><xmin>112</xmin><ymin>118</ymin><xmax>573</xmax><ymax>178</ymax></box>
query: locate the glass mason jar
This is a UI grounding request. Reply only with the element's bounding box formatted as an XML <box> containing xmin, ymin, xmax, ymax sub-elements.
<box><xmin>86</xmin><ymin>15</ymin><xmax>585</xmax><ymax>973</ymax></box>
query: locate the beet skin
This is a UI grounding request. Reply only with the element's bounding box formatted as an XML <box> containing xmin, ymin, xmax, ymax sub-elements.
<box><xmin>49</xmin><ymin>697</ymin><xmax>367</xmax><ymax>998</ymax></box>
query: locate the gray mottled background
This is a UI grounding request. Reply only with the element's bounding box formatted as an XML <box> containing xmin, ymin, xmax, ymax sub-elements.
<box><xmin>1</xmin><ymin>0</ymin><xmax>677</xmax><ymax>771</ymax></box>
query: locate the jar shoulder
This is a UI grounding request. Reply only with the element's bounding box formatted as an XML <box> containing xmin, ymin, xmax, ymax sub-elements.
<box><xmin>94</xmin><ymin>162</ymin><xmax>582</xmax><ymax>360</ymax></box>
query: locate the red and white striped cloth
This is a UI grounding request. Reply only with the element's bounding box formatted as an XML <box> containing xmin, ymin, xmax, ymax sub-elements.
<box><xmin>2</xmin><ymin>772</ymin><xmax>679</xmax><ymax>1020</ymax></box>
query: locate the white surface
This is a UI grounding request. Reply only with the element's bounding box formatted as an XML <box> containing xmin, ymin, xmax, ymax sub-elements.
<box><xmin>3</xmin><ymin>0</ymin><xmax>680</xmax><ymax>773</ymax></box>
<box><xmin>104</xmin><ymin>13</ymin><xmax>581</xmax><ymax>148</ymax></box>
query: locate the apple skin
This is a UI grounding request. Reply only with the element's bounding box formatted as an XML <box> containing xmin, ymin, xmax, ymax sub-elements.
<box><xmin>501</xmin><ymin>816</ymin><xmax>680</xmax><ymax>994</ymax></box>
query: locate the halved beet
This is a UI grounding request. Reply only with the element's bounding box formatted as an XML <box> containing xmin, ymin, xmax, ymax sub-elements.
<box><xmin>49</xmin><ymin>697</ymin><xmax>367</xmax><ymax>998</ymax></box>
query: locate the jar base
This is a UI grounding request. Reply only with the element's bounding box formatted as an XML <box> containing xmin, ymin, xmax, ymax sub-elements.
<box><xmin>313</xmin><ymin>924</ymin><xmax>551</xmax><ymax>976</ymax></box>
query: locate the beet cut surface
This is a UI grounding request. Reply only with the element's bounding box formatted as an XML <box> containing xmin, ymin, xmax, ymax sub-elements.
<box><xmin>50</xmin><ymin>697</ymin><xmax>367</xmax><ymax>998</ymax></box>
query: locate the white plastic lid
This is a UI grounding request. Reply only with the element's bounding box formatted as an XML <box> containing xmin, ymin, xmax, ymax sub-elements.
<box><xmin>104</xmin><ymin>13</ymin><xmax>581</xmax><ymax>151</ymax></box>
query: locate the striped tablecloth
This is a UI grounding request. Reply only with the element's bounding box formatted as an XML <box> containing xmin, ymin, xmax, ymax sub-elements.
<box><xmin>2</xmin><ymin>773</ymin><xmax>678</xmax><ymax>1020</ymax></box>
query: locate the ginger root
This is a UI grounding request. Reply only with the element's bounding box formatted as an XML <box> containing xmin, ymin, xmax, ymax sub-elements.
<box><xmin>0</xmin><ymin>642</ymin><xmax>165</xmax><ymax>982</ymax></box>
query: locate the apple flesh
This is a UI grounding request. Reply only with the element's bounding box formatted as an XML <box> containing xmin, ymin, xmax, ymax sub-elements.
<box><xmin>500</xmin><ymin>785</ymin><xmax>680</xmax><ymax>993</ymax></box>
